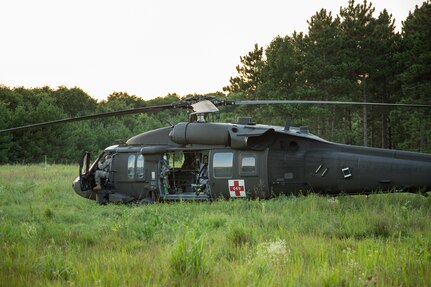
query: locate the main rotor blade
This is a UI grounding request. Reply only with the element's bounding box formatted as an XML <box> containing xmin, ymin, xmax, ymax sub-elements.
<box><xmin>230</xmin><ymin>100</ymin><xmax>431</xmax><ymax>108</ymax></box>
<box><xmin>0</xmin><ymin>103</ymin><xmax>186</xmax><ymax>134</ymax></box>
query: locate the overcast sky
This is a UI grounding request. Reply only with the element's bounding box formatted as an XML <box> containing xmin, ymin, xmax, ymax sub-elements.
<box><xmin>0</xmin><ymin>0</ymin><xmax>425</xmax><ymax>101</ymax></box>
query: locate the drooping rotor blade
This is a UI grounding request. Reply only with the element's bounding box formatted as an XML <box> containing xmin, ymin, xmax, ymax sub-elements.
<box><xmin>3</xmin><ymin>97</ymin><xmax>429</xmax><ymax>134</ymax></box>
<box><xmin>0</xmin><ymin>102</ymin><xmax>189</xmax><ymax>134</ymax></box>
<box><xmin>228</xmin><ymin>100</ymin><xmax>431</xmax><ymax>108</ymax></box>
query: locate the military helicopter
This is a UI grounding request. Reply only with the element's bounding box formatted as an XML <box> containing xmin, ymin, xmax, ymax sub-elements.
<box><xmin>1</xmin><ymin>96</ymin><xmax>431</xmax><ymax>204</ymax></box>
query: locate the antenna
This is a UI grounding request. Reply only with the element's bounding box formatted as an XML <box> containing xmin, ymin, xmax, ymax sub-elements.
<box><xmin>284</xmin><ymin>118</ymin><xmax>291</xmax><ymax>131</ymax></box>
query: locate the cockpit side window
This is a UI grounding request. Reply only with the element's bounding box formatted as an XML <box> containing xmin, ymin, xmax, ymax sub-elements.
<box><xmin>128</xmin><ymin>154</ymin><xmax>136</xmax><ymax>179</ymax></box>
<box><xmin>137</xmin><ymin>154</ymin><xmax>145</xmax><ymax>179</ymax></box>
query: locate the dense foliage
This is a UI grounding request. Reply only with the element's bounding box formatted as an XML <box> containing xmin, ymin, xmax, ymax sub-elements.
<box><xmin>224</xmin><ymin>0</ymin><xmax>431</xmax><ymax>151</ymax></box>
<box><xmin>1</xmin><ymin>0</ymin><xmax>430</xmax><ymax>163</ymax></box>
<box><xmin>0</xmin><ymin>87</ymin><xmax>199</xmax><ymax>163</ymax></box>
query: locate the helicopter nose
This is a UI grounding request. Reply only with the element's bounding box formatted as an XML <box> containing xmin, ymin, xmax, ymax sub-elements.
<box><xmin>72</xmin><ymin>176</ymin><xmax>96</xmax><ymax>200</ymax></box>
<box><xmin>72</xmin><ymin>176</ymin><xmax>82</xmax><ymax>193</ymax></box>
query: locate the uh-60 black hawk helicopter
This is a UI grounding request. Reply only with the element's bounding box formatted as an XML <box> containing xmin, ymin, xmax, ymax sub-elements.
<box><xmin>1</xmin><ymin>96</ymin><xmax>431</xmax><ymax>204</ymax></box>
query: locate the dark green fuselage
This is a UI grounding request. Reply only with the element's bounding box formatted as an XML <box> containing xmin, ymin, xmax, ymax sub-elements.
<box><xmin>72</xmin><ymin>121</ymin><xmax>431</xmax><ymax>203</ymax></box>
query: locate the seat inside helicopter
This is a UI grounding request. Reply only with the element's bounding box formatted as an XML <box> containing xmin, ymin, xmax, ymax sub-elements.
<box><xmin>160</xmin><ymin>151</ymin><xmax>210</xmax><ymax>199</ymax></box>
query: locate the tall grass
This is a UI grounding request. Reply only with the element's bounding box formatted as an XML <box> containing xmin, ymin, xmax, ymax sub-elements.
<box><xmin>0</xmin><ymin>165</ymin><xmax>430</xmax><ymax>286</ymax></box>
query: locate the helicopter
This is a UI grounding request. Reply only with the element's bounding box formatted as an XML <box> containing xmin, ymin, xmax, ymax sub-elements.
<box><xmin>1</xmin><ymin>96</ymin><xmax>430</xmax><ymax>204</ymax></box>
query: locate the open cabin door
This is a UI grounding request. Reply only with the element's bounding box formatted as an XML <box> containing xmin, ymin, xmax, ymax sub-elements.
<box><xmin>157</xmin><ymin>151</ymin><xmax>211</xmax><ymax>201</ymax></box>
<box><xmin>79</xmin><ymin>151</ymin><xmax>92</xmax><ymax>191</ymax></box>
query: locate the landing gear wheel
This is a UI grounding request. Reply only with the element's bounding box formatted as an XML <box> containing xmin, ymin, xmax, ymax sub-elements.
<box><xmin>96</xmin><ymin>190</ymin><xmax>109</xmax><ymax>205</ymax></box>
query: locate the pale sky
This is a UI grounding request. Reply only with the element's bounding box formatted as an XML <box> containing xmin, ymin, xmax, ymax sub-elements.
<box><xmin>0</xmin><ymin>0</ymin><xmax>425</xmax><ymax>101</ymax></box>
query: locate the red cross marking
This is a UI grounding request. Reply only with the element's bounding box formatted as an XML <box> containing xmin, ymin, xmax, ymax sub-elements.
<box><xmin>229</xmin><ymin>180</ymin><xmax>244</xmax><ymax>196</ymax></box>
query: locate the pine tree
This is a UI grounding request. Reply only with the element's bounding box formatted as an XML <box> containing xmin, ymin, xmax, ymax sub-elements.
<box><xmin>394</xmin><ymin>1</ymin><xmax>431</xmax><ymax>152</ymax></box>
<box><xmin>223</xmin><ymin>44</ymin><xmax>264</xmax><ymax>98</ymax></box>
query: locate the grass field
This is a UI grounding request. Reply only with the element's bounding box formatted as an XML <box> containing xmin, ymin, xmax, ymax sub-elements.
<box><xmin>0</xmin><ymin>165</ymin><xmax>430</xmax><ymax>286</ymax></box>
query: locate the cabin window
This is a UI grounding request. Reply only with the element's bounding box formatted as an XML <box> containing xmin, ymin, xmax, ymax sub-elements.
<box><xmin>128</xmin><ymin>154</ymin><xmax>136</xmax><ymax>179</ymax></box>
<box><xmin>240</xmin><ymin>155</ymin><xmax>256</xmax><ymax>176</ymax></box>
<box><xmin>137</xmin><ymin>154</ymin><xmax>145</xmax><ymax>179</ymax></box>
<box><xmin>213</xmin><ymin>152</ymin><xmax>233</xmax><ymax>178</ymax></box>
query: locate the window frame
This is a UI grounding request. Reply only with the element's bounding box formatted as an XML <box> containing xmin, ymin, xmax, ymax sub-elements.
<box><xmin>212</xmin><ymin>152</ymin><xmax>234</xmax><ymax>179</ymax></box>
<box><xmin>127</xmin><ymin>154</ymin><xmax>136</xmax><ymax>180</ymax></box>
<box><xmin>136</xmin><ymin>154</ymin><xmax>145</xmax><ymax>180</ymax></box>
<box><xmin>239</xmin><ymin>153</ymin><xmax>257</xmax><ymax>176</ymax></box>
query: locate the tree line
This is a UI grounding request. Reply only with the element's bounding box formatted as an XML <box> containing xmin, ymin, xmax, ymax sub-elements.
<box><xmin>0</xmin><ymin>0</ymin><xmax>430</xmax><ymax>164</ymax></box>
<box><xmin>0</xmin><ymin>88</ymin><xmax>194</xmax><ymax>163</ymax></box>
<box><xmin>224</xmin><ymin>0</ymin><xmax>430</xmax><ymax>152</ymax></box>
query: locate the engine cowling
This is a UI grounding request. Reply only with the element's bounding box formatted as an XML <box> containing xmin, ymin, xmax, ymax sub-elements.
<box><xmin>169</xmin><ymin>122</ymin><xmax>230</xmax><ymax>145</ymax></box>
